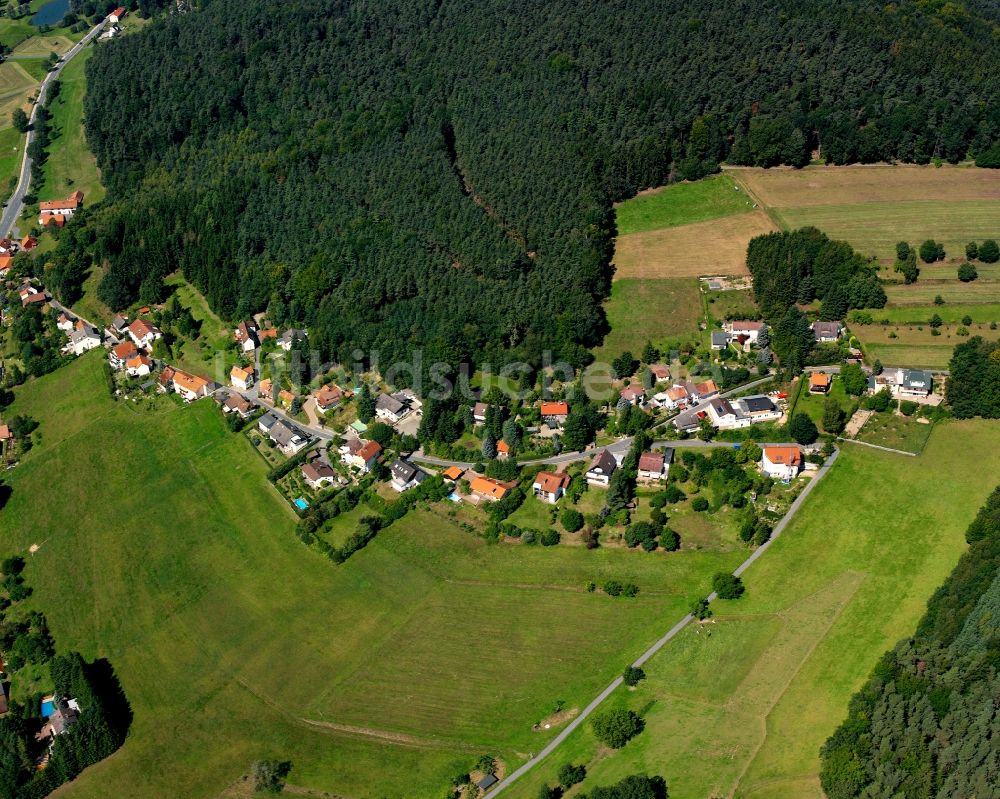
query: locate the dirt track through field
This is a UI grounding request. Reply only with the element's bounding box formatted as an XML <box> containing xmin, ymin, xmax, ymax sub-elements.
<box><xmin>613</xmin><ymin>210</ymin><xmax>775</xmax><ymax>279</ymax></box>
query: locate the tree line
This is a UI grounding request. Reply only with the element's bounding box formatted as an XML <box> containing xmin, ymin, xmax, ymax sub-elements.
<box><xmin>49</xmin><ymin>0</ymin><xmax>1000</xmax><ymax>384</ymax></box>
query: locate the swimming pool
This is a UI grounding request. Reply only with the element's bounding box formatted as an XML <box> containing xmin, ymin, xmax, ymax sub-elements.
<box><xmin>448</xmin><ymin>492</ymin><xmax>461</xmax><ymax>503</ymax></box>
<box><xmin>294</xmin><ymin>497</ymin><xmax>309</xmax><ymax>510</ymax></box>
<box><xmin>40</xmin><ymin>698</ymin><xmax>54</xmax><ymax>717</ymax></box>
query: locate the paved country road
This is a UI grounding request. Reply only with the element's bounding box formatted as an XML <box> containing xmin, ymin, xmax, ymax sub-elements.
<box><xmin>487</xmin><ymin>446</ymin><xmax>842</xmax><ymax>796</ymax></box>
<box><xmin>0</xmin><ymin>19</ymin><xmax>106</xmax><ymax>238</ymax></box>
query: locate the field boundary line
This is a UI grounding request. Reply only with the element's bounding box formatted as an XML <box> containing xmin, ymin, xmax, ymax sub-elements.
<box><xmin>488</xmin><ymin>448</ymin><xmax>841</xmax><ymax>796</ymax></box>
<box><xmin>837</xmin><ymin>437</ymin><xmax>918</xmax><ymax>457</ymax></box>
<box><xmin>728</xmin><ymin>171</ymin><xmax>784</xmax><ymax>231</ymax></box>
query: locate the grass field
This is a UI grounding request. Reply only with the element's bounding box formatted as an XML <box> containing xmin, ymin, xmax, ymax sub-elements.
<box><xmin>852</xmin><ymin>322</ymin><xmax>993</xmax><ymax>368</ymax></box>
<box><xmin>867</xmin><ymin>303</ymin><xmax>1000</xmax><ymax>324</ymax></box>
<box><xmin>0</xmin><ymin>355</ymin><xmax>746</xmax><ymax>798</ymax></box>
<box><xmin>613</xmin><ymin>210</ymin><xmax>775</xmax><ymax>279</ymax></box>
<box><xmin>593</xmin><ymin>278</ymin><xmax>702</xmax><ymax>361</ymax></box>
<box><xmin>734</xmin><ymin>164</ymin><xmax>1000</xmax><ymax>208</ymax></box>
<box><xmin>507</xmin><ymin>420</ymin><xmax>1000</xmax><ymax>799</ymax></box>
<box><xmin>854</xmin><ymin>412</ymin><xmax>933</xmax><ymax>454</ymax></box>
<box><xmin>614</xmin><ymin>174</ymin><xmax>754</xmax><ymax>235</ymax></box>
<box><xmin>10</xmin><ymin>33</ymin><xmax>74</xmax><ymax>56</ymax></box>
<box><xmin>163</xmin><ymin>274</ymin><xmax>240</xmax><ymax>380</ymax></box>
<box><xmin>883</xmin><ymin>280</ymin><xmax>1000</xmax><ymax>306</ymax></box>
<box><xmin>38</xmin><ymin>47</ymin><xmax>104</xmax><ymax>204</ymax></box>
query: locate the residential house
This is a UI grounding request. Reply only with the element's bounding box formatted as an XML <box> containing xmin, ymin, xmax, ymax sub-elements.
<box><xmin>171</xmin><ymin>369</ymin><xmax>210</xmax><ymax>402</ymax></box>
<box><xmin>56</xmin><ymin>313</ymin><xmax>75</xmax><ymax>332</ymax></box>
<box><xmin>619</xmin><ymin>386</ymin><xmax>645</xmax><ymax>406</ymax></box>
<box><xmin>257</xmin><ymin>412</ymin><xmax>279</xmax><ymax>434</ymax></box>
<box><xmin>278</xmin><ymin>389</ymin><xmax>296</xmax><ymax>409</ymax></box>
<box><xmin>302</xmin><ymin>461</ymin><xmax>337</xmax><ymax>490</ymax></box>
<box><xmin>109</xmin><ymin>6</ymin><xmax>127</xmax><ymax>22</ymax></box>
<box><xmin>497</xmin><ymin>439</ymin><xmax>511</xmax><ymax>460</ymax></box>
<box><xmin>20</xmin><ymin>235</ymin><xmax>37</xmax><ymax>252</ymax></box>
<box><xmin>0</xmin><ymin>255</ymin><xmax>12</xmax><ymax>275</ymax></box>
<box><xmin>222</xmin><ymin>393</ymin><xmax>255</xmax><ymax>419</ymax></box>
<box><xmin>38</xmin><ymin>191</ymin><xmax>83</xmax><ymax>224</ymax></box>
<box><xmin>375</xmin><ymin>392</ymin><xmax>411</xmax><ymax>424</ymax></box>
<box><xmin>705</xmin><ymin>397</ymin><xmax>747</xmax><ymax>429</ymax></box>
<box><xmin>106</xmin><ymin>315</ymin><xmax>129</xmax><ymax>340</ymax></box>
<box><xmin>341</xmin><ymin>439</ymin><xmax>382</xmax><ymax>472</ymax></box>
<box><xmin>230</xmin><ymin>365</ymin><xmax>254</xmax><ymax>391</ymax></box>
<box><xmin>470</xmin><ymin>476</ymin><xmax>511</xmax><ymax>502</ymax></box>
<box><xmin>125</xmin><ymin>354</ymin><xmax>153</xmax><ymax>377</ymax></box>
<box><xmin>739</xmin><ymin>395</ymin><xmax>782</xmax><ymax>423</ymax></box>
<box><xmin>725</xmin><ymin>320</ymin><xmax>764</xmax><ymax>344</ymax></box>
<box><xmin>128</xmin><ymin>319</ymin><xmax>162</xmax><ymax>351</ymax></box>
<box><xmin>638</xmin><ymin>449</ymin><xmax>672</xmax><ymax>481</ymax></box>
<box><xmin>812</xmin><ymin>321</ymin><xmax>843</xmax><ymax>342</ymax></box>
<box><xmin>313</xmin><ymin>384</ymin><xmax>346</xmax><ymax>414</ymax></box>
<box><xmin>761</xmin><ymin>446</ymin><xmax>803</xmax><ymax>481</ymax></box>
<box><xmin>278</xmin><ymin>328</ymin><xmax>307</xmax><ymax>351</ymax></box>
<box><xmin>109</xmin><ymin>341</ymin><xmax>138</xmax><ymax>369</ymax></box>
<box><xmin>62</xmin><ymin>326</ymin><xmax>101</xmax><ymax>356</ymax></box>
<box><xmin>268</xmin><ymin>420</ymin><xmax>310</xmax><ymax>455</ymax></box>
<box><xmin>234</xmin><ymin>320</ymin><xmax>259</xmax><ymax>352</ymax></box>
<box><xmin>472</xmin><ymin>402</ymin><xmax>489</xmax><ymax>424</ymax></box>
<box><xmin>258</xmin><ymin>378</ymin><xmax>274</xmax><ymax>399</ymax></box>
<box><xmin>652</xmin><ymin>385</ymin><xmax>689</xmax><ymax>410</ymax></box>
<box><xmin>896</xmin><ymin>369</ymin><xmax>933</xmax><ymax>397</ymax></box>
<box><xmin>809</xmin><ymin>372</ymin><xmax>832</xmax><ymax>394</ymax></box>
<box><xmin>586</xmin><ymin>450</ymin><xmax>618</xmax><ymax>486</ymax></box>
<box><xmin>20</xmin><ymin>289</ymin><xmax>46</xmax><ymax>306</ymax></box>
<box><xmin>0</xmin><ymin>238</ymin><xmax>14</xmax><ymax>255</ymax></box>
<box><xmin>649</xmin><ymin>364</ymin><xmax>671</xmax><ymax>383</ymax></box>
<box><xmin>682</xmin><ymin>379</ymin><xmax>720</xmax><ymax>404</ymax></box>
<box><xmin>540</xmin><ymin>401</ymin><xmax>569</xmax><ymax>426</ymax></box>
<box><xmin>442</xmin><ymin>466</ymin><xmax>465</xmax><ymax>483</ymax></box>
<box><xmin>532</xmin><ymin>471</ymin><xmax>570</xmax><ymax>504</ymax></box>
<box><xmin>710</xmin><ymin>331</ymin><xmax>729</xmax><ymax>350</ymax></box>
<box><xmin>390</xmin><ymin>458</ymin><xmax>426</xmax><ymax>492</ymax></box>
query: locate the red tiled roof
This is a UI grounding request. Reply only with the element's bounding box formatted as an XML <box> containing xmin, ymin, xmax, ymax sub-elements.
<box><xmin>763</xmin><ymin>446</ymin><xmax>802</xmax><ymax>467</ymax></box>
<box><xmin>540</xmin><ymin>401</ymin><xmax>569</xmax><ymax>416</ymax></box>
<box><xmin>357</xmin><ymin>440</ymin><xmax>382</xmax><ymax>462</ymax></box>
<box><xmin>533</xmin><ymin>471</ymin><xmax>569</xmax><ymax>494</ymax></box>
<box><xmin>112</xmin><ymin>341</ymin><xmax>137</xmax><ymax>359</ymax></box>
<box><xmin>638</xmin><ymin>452</ymin><xmax>664</xmax><ymax>472</ymax></box>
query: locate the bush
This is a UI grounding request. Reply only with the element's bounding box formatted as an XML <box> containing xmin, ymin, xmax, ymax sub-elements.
<box><xmin>691</xmin><ymin>496</ymin><xmax>709</xmax><ymax>512</ymax></box>
<box><xmin>919</xmin><ymin>239</ymin><xmax>944</xmax><ymax>263</ymax></box>
<box><xmin>980</xmin><ymin>239</ymin><xmax>1000</xmax><ymax>263</ymax></box>
<box><xmin>622</xmin><ymin>665</ymin><xmax>646</xmax><ymax>686</ymax></box>
<box><xmin>660</xmin><ymin>528</ymin><xmax>680</xmax><ymax>551</ymax></box>
<box><xmin>560</xmin><ymin>507</ymin><xmax>584</xmax><ymax>532</ymax></box>
<box><xmin>591</xmin><ymin>708</ymin><xmax>644</xmax><ymax>748</ymax></box>
<box><xmin>540</xmin><ymin>529</ymin><xmax>560</xmax><ymax>546</ymax></box>
<box><xmin>603</xmin><ymin>580</ymin><xmax>623</xmax><ymax>597</ymax></box>
<box><xmin>966</xmin><ymin>241</ymin><xmax>979</xmax><ymax>260</ymax></box>
<box><xmin>712</xmin><ymin>572</ymin><xmax>745</xmax><ymax>599</ymax></box>
<box><xmin>900</xmin><ymin>400</ymin><xmax>919</xmax><ymax>416</ymax></box>
<box><xmin>558</xmin><ymin>763</ymin><xmax>586</xmax><ymax>788</ymax></box>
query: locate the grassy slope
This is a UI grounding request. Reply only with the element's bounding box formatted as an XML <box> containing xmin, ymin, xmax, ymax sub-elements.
<box><xmin>38</xmin><ymin>47</ymin><xmax>104</xmax><ymax>203</ymax></box>
<box><xmin>507</xmin><ymin>420</ymin><xmax>1000</xmax><ymax>799</ymax></box>
<box><xmin>614</xmin><ymin>174</ymin><xmax>754</xmax><ymax>235</ymax></box>
<box><xmin>0</xmin><ymin>355</ymin><xmax>742</xmax><ymax>798</ymax></box>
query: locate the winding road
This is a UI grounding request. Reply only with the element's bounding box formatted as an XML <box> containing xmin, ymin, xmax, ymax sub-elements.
<box><xmin>0</xmin><ymin>18</ymin><xmax>106</xmax><ymax>238</ymax></box>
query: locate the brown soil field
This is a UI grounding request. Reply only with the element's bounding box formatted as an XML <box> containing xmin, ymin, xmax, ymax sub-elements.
<box><xmin>612</xmin><ymin>210</ymin><xmax>776</xmax><ymax>279</ymax></box>
<box><xmin>731</xmin><ymin>165</ymin><xmax>1000</xmax><ymax>208</ymax></box>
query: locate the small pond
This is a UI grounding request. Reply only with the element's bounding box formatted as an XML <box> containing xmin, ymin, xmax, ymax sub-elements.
<box><xmin>31</xmin><ymin>0</ymin><xmax>70</xmax><ymax>27</ymax></box>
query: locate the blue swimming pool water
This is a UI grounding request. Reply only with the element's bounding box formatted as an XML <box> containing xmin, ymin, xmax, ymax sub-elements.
<box><xmin>294</xmin><ymin>498</ymin><xmax>309</xmax><ymax>510</ymax></box>
<box><xmin>448</xmin><ymin>492</ymin><xmax>461</xmax><ymax>503</ymax></box>
<box><xmin>31</xmin><ymin>0</ymin><xmax>70</xmax><ymax>27</ymax></box>
<box><xmin>40</xmin><ymin>699</ymin><xmax>54</xmax><ymax>717</ymax></box>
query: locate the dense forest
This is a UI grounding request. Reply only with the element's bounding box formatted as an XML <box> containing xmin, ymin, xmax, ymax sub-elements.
<box><xmin>59</xmin><ymin>0</ymin><xmax>1000</xmax><ymax>376</ymax></box>
<box><xmin>821</xmin><ymin>486</ymin><xmax>1000</xmax><ymax>798</ymax></box>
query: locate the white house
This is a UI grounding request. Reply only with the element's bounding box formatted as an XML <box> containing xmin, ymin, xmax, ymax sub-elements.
<box><xmin>725</xmin><ymin>320</ymin><xmax>765</xmax><ymax>344</ymax></box>
<box><xmin>619</xmin><ymin>386</ymin><xmax>645</xmax><ymax>406</ymax></box>
<box><xmin>472</xmin><ymin>402</ymin><xmax>489</xmax><ymax>425</ymax></box>
<box><xmin>390</xmin><ymin>459</ymin><xmax>426</xmax><ymax>492</ymax></box>
<box><xmin>278</xmin><ymin>328</ymin><xmax>307</xmax><ymax>352</ymax></box>
<box><xmin>108</xmin><ymin>6</ymin><xmax>127</xmax><ymax>23</ymax></box>
<box><xmin>651</xmin><ymin>385</ymin><xmax>689</xmax><ymax>410</ymax></box>
<box><xmin>638</xmin><ymin>449</ymin><xmax>672</xmax><ymax>481</ymax></box>
<box><xmin>56</xmin><ymin>313</ymin><xmax>74</xmax><ymax>333</ymax></box>
<box><xmin>169</xmin><ymin>368</ymin><xmax>210</xmax><ymax>402</ymax></box>
<box><xmin>710</xmin><ymin>331</ymin><xmax>729</xmax><ymax>350</ymax></box>
<box><xmin>125</xmin><ymin>354</ymin><xmax>152</xmax><ymax>377</ymax></box>
<box><xmin>895</xmin><ymin>369</ymin><xmax>933</xmax><ymax>398</ymax></box>
<box><xmin>301</xmin><ymin>462</ymin><xmax>337</xmax><ymax>490</ymax></box>
<box><xmin>532</xmin><ymin>471</ymin><xmax>570</xmax><ymax>504</ymax></box>
<box><xmin>234</xmin><ymin>321</ymin><xmax>259</xmax><ymax>353</ymax></box>
<box><xmin>340</xmin><ymin>439</ymin><xmax>382</xmax><ymax>472</ymax></box>
<box><xmin>230</xmin><ymin>365</ymin><xmax>255</xmax><ymax>391</ymax></box>
<box><xmin>586</xmin><ymin>450</ymin><xmax>618</xmax><ymax>486</ymax></box>
<box><xmin>268</xmin><ymin>420</ymin><xmax>310</xmax><ymax>456</ymax></box>
<box><xmin>109</xmin><ymin>341</ymin><xmax>138</xmax><ymax>369</ymax></box>
<box><xmin>128</xmin><ymin>319</ymin><xmax>162</xmax><ymax>351</ymax></box>
<box><xmin>761</xmin><ymin>446</ymin><xmax>803</xmax><ymax>481</ymax></box>
<box><xmin>375</xmin><ymin>392</ymin><xmax>411</xmax><ymax>424</ymax></box>
<box><xmin>38</xmin><ymin>191</ymin><xmax>83</xmax><ymax>223</ymax></box>
<box><xmin>62</xmin><ymin>326</ymin><xmax>101</xmax><ymax>356</ymax></box>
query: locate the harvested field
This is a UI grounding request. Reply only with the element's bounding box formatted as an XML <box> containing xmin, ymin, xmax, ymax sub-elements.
<box><xmin>732</xmin><ymin>165</ymin><xmax>1000</xmax><ymax>208</ymax></box>
<box><xmin>884</xmin><ymin>280</ymin><xmax>1000</xmax><ymax>306</ymax></box>
<box><xmin>612</xmin><ymin>210</ymin><xmax>775</xmax><ymax>279</ymax></box>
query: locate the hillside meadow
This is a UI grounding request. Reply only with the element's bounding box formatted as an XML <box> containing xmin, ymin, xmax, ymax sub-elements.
<box><xmin>0</xmin><ymin>354</ymin><xmax>742</xmax><ymax>798</ymax></box>
<box><xmin>506</xmin><ymin>420</ymin><xmax>1000</xmax><ymax>799</ymax></box>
